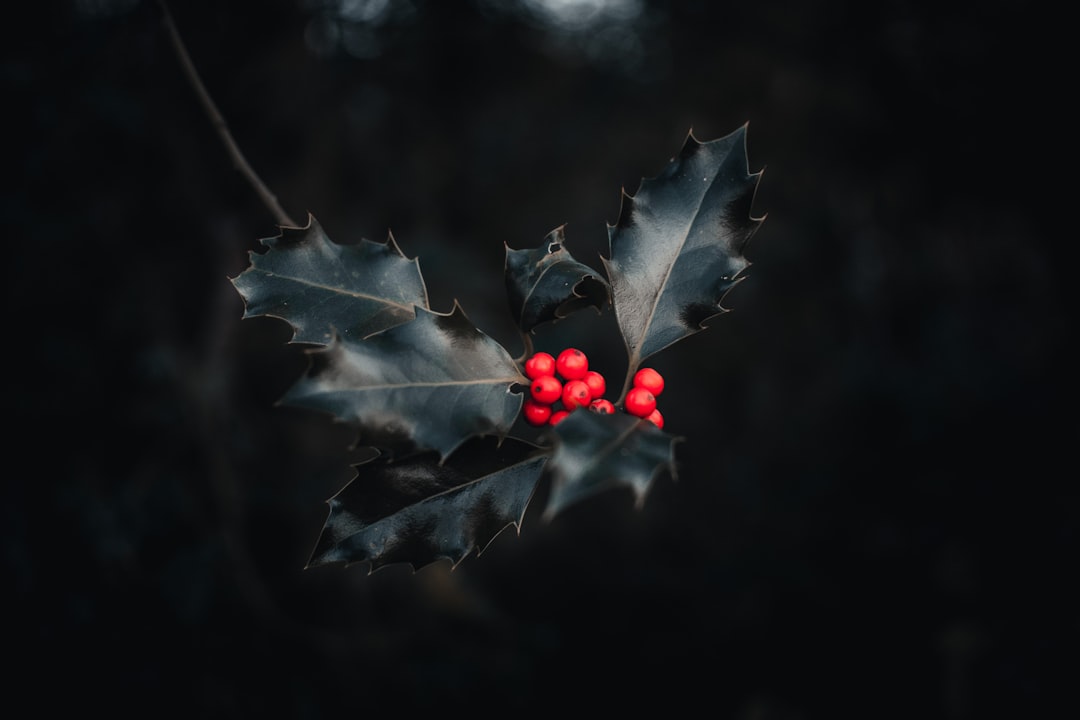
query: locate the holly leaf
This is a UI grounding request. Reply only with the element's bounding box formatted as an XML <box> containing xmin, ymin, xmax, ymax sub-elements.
<box><xmin>602</xmin><ymin>124</ymin><xmax>765</xmax><ymax>374</ymax></box>
<box><xmin>279</xmin><ymin>303</ymin><xmax>527</xmax><ymax>462</ymax></box>
<box><xmin>505</xmin><ymin>226</ymin><xmax>611</xmax><ymax>334</ymax></box>
<box><xmin>230</xmin><ymin>214</ymin><xmax>428</xmax><ymax>345</ymax></box>
<box><xmin>307</xmin><ymin>437</ymin><xmax>548</xmax><ymax>573</ymax></box>
<box><xmin>542</xmin><ymin>410</ymin><xmax>681</xmax><ymax>519</ymax></box>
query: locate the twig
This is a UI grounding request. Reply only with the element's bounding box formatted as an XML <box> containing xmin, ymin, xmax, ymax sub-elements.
<box><xmin>157</xmin><ymin>0</ymin><xmax>298</xmax><ymax>228</ymax></box>
<box><xmin>513</xmin><ymin>331</ymin><xmax>534</xmax><ymax>366</ymax></box>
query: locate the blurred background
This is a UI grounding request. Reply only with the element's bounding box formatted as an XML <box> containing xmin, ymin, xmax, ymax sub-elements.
<box><xmin>7</xmin><ymin>0</ymin><xmax>1075</xmax><ymax>717</ymax></box>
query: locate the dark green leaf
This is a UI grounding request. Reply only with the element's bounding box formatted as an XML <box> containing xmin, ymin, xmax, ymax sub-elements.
<box><xmin>505</xmin><ymin>226</ymin><xmax>611</xmax><ymax>334</ymax></box>
<box><xmin>307</xmin><ymin>437</ymin><xmax>549</xmax><ymax>572</ymax></box>
<box><xmin>280</xmin><ymin>303</ymin><xmax>527</xmax><ymax>462</ymax></box>
<box><xmin>230</xmin><ymin>214</ymin><xmax>428</xmax><ymax>345</ymax></box>
<box><xmin>542</xmin><ymin>410</ymin><xmax>681</xmax><ymax>519</ymax></box>
<box><xmin>602</xmin><ymin>125</ymin><xmax>765</xmax><ymax>378</ymax></box>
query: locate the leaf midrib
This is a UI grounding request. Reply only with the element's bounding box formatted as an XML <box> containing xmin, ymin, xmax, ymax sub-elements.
<box><xmin>331</xmin><ymin>378</ymin><xmax>521</xmax><ymax>391</ymax></box>
<box><xmin>628</xmin><ymin>167</ymin><xmax>715</xmax><ymax>371</ymax></box>
<box><xmin>254</xmin><ymin>266</ymin><xmax>419</xmax><ymax>314</ymax></box>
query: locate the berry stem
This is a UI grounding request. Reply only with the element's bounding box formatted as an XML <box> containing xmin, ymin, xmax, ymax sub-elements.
<box><xmin>616</xmin><ymin>361</ymin><xmax>640</xmax><ymax>405</ymax></box>
<box><xmin>513</xmin><ymin>331</ymin><xmax>534</xmax><ymax>366</ymax></box>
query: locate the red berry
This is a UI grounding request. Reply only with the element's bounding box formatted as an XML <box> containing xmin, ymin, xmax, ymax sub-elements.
<box><xmin>524</xmin><ymin>352</ymin><xmax>556</xmax><ymax>380</ymax></box>
<box><xmin>555</xmin><ymin>348</ymin><xmax>588</xmax><ymax>380</ymax></box>
<box><xmin>549</xmin><ymin>409</ymin><xmax>570</xmax><ymax>426</ymax></box>
<box><xmin>633</xmin><ymin>367</ymin><xmax>664</xmax><ymax>396</ymax></box>
<box><xmin>530</xmin><ymin>374</ymin><xmax>562</xmax><ymax>404</ymax></box>
<box><xmin>624</xmin><ymin>387</ymin><xmax>656</xmax><ymax>417</ymax></box>
<box><xmin>582</xmin><ymin>370</ymin><xmax>606</xmax><ymax>399</ymax></box>
<box><xmin>645</xmin><ymin>408</ymin><xmax>664</xmax><ymax>428</ymax></box>
<box><xmin>562</xmin><ymin>379</ymin><xmax>591</xmax><ymax>410</ymax></box>
<box><xmin>522</xmin><ymin>399</ymin><xmax>552</xmax><ymax>426</ymax></box>
<box><xmin>589</xmin><ymin>398</ymin><xmax>615</xmax><ymax>414</ymax></box>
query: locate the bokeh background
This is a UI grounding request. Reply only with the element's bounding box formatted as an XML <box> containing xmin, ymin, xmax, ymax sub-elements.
<box><xmin>7</xmin><ymin>0</ymin><xmax>1075</xmax><ymax>717</ymax></box>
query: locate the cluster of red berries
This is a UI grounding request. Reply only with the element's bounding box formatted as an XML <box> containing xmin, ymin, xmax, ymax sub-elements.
<box><xmin>521</xmin><ymin>348</ymin><xmax>665</xmax><ymax>429</ymax></box>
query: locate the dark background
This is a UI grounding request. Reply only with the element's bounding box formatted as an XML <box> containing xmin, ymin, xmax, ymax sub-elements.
<box><xmin>7</xmin><ymin>0</ymin><xmax>1075</xmax><ymax>717</ymax></box>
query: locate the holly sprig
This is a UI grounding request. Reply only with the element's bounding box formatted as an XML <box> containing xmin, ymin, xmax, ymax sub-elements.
<box><xmin>228</xmin><ymin>125</ymin><xmax>763</xmax><ymax>572</ymax></box>
<box><xmin>163</xmin><ymin>1</ymin><xmax>764</xmax><ymax>574</ymax></box>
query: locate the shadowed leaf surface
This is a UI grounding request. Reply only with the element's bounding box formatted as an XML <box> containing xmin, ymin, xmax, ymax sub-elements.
<box><xmin>505</xmin><ymin>225</ymin><xmax>610</xmax><ymax>334</ymax></box>
<box><xmin>279</xmin><ymin>304</ymin><xmax>527</xmax><ymax>461</ymax></box>
<box><xmin>543</xmin><ymin>410</ymin><xmax>681</xmax><ymax>519</ymax></box>
<box><xmin>603</xmin><ymin>125</ymin><xmax>765</xmax><ymax>378</ymax></box>
<box><xmin>230</xmin><ymin>214</ymin><xmax>428</xmax><ymax>345</ymax></box>
<box><xmin>307</xmin><ymin>437</ymin><xmax>548</xmax><ymax>572</ymax></box>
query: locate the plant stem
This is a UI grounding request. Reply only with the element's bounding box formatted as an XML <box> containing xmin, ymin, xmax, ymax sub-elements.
<box><xmin>157</xmin><ymin>0</ymin><xmax>297</xmax><ymax>228</ymax></box>
<box><xmin>513</xmin><ymin>331</ymin><xmax>534</xmax><ymax>366</ymax></box>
